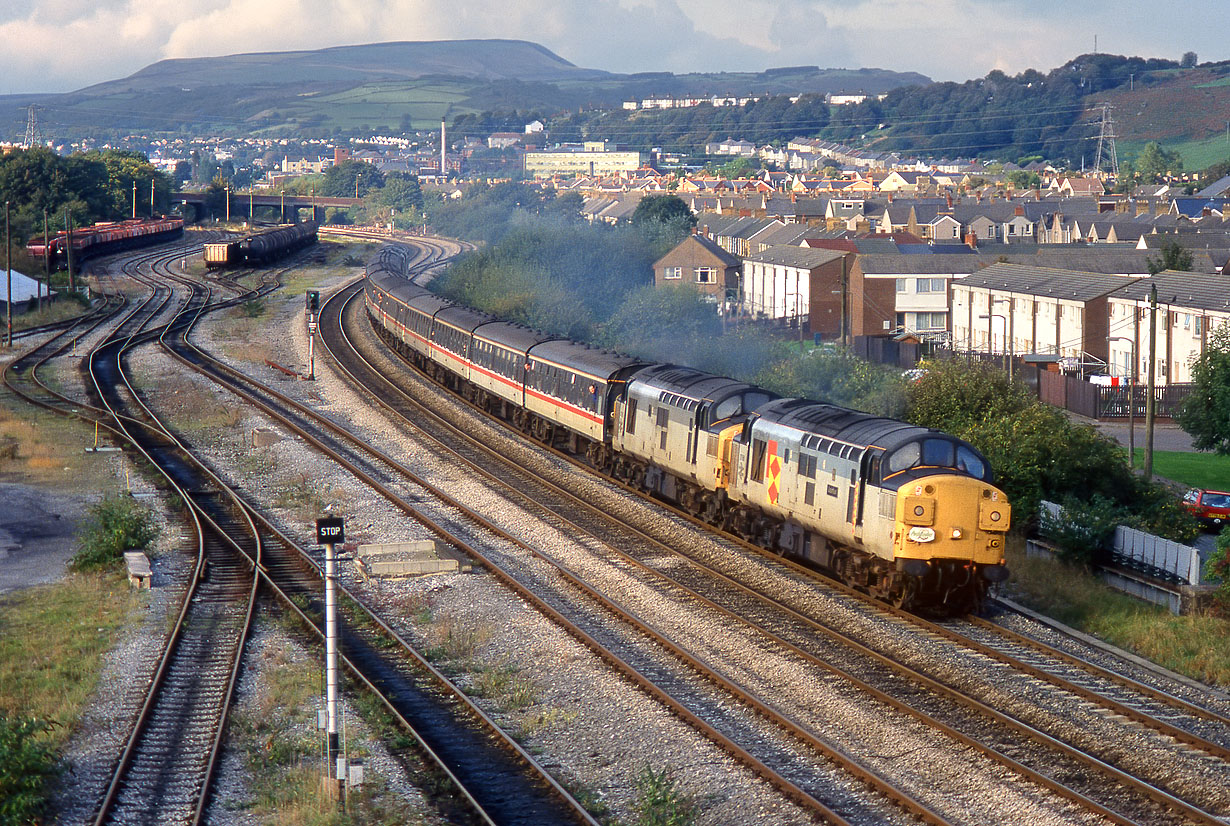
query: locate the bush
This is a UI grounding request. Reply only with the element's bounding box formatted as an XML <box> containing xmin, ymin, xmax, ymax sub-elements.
<box><xmin>1207</xmin><ymin>529</ymin><xmax>1230</xmax><ymax>616</ymax></box>
<box><xmin>71</xmin><ymin>494</ymin><xmax>157</xmax><ymax>571</ymax></box>
<box><xmin>1038</xmin><ymin>495</ymin><xmax>1124</xmax><ymax>566</ymax></box>
<box><xmin>632</xmin><ymin>765</ymin><xmax>697</xmax><ymax>826</ymax></box>
<box><xmin>240</xmin><ymin>297</ymin><xmax>265</xmax><ymax>318</ymax></box>
<box><xmin>0</xmin><ymin>715</ymin><xmax>58</xmax><ymax>826</ymax></box>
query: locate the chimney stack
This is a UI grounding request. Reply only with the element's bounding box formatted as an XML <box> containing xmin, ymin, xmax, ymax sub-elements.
<box><xmin>965</xmin><ymin>231</ymin><xmax>978</xmax><ymax>250</ymax></box>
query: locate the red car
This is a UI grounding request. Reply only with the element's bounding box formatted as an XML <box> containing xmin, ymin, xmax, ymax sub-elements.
<box><xmin>1182</xmin><ymin>488</ymin><xmax>1230</xmax><ymax>528</ymax></box>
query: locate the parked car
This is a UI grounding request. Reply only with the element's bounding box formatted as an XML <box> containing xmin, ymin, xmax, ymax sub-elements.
<box><xmin>1182</xmin><ymin>488</ymin><xmax>1230</xmax><ymax>528</ymax></box>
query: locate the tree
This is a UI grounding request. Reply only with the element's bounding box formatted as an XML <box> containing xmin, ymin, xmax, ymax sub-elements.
<box><xmin>630</xmin><ymin>195</ymin><xmax>695</xmax><ymax>228</ymax></box>
<box><xmin>1178</xmin><ymin>325</ymin><xmax>1230</xmax><ymax>454</ymax></box>
<box><xmin>320</xmin><ymin>159</ymin><xmax>385</xmax><ymax>198</ymax></box>
<box><xmin>904</xmin><ymin>359</ymin><xmax>1032</xmax><ymax>436</ymax></box>
<box><xmin>1181</xmin><ymin>51</ymin><xmax>1198</xmax><ymax>68</ymax></box>
<box><xmin>1006</xmin><ymin>170</ymin><xmax>1041</xmax><ymax>190</ymax></box>
<box><xmin>1146</xmin><ymin>240</ymin><xmax>1193</xmax><ymax>274</ymax></box>
<box><xmin>1135</xmin><ymin>141</ymin><xmax>1183</xmax><ymax>183</ymax></box>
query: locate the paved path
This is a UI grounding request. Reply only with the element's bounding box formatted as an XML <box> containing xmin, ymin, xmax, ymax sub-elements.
<box><xmin>0</xmin><ymin>483</ymin><xmax>86</xmax><ymax>595</ymax></box>
<box><xmin>1092</xmin><ymin>421</ymin><xmax>1197</xmax><ymax>453</ymax></box>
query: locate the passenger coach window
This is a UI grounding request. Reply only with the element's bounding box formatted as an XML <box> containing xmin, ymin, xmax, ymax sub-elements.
<box><xmin>626</xmin><ymin>399</ymin><xmax>637</xmax><ymax>434</ymax></box>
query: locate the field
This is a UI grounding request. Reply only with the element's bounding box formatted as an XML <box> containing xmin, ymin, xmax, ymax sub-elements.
<box><xmin>1132</xmin><ymin>449</ymin><xmax>1230</xmax><ymax>491</ymax></box>
<box><xmin>1005</xmin><ymin>539</ymin><xmax>1229</xmax><ymax>687</ymax></box>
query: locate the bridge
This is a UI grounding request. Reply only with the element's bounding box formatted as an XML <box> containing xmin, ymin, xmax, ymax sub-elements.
<box><xmin>176</xmin><ymin>190</ymin><xmax>361</xmax><ymax>224</ymax></box>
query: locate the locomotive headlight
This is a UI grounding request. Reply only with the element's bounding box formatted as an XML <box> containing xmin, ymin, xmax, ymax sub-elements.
<box><xmin>951</xmin><ymin>528</ymin><xmax>963</xmax><ymax>539</ymax></box>
<box><xmin>913</xmin><ymin>505</ymin><xmax>925</xmax><ymax>516</ymax></box>
<box><xmin>990</xmin><ymin>511</ymin><xmax>1002</xmax><ymax>522</ymax></box>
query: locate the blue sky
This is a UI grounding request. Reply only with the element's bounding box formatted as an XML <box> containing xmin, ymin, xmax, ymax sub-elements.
<box><xmin>0</xmin><ymin>0</ymin><xmax>1225</xmax><ymax>94</ymax></box>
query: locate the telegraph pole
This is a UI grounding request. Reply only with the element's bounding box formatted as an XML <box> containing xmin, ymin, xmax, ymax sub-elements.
<box><xmin>5</xmin><ymin>201</ymin><xmax>12</xmax><ymax>348</ymax></box>
<box><xmin>65</xmin><ymin>207</ymin><xmax>74</xmax><ymax>293</ymax></box>
<box><xmin>1144</xmin><ymin>284</ymin><xmax>1157</xmax><ymax>481</ymax></box>
<box><xmin>132</xmin><ymin>181</ymin><xmax>137</xmax><ymax>219</ymax></box>
<box><xmin>41</xmin><ymin>209</ymin><xmax>48</xmax><ymax>313</ymax></box>
<box><xmin>150</xmin><ymin>179</ymin><xmax>155</xmax><ymax>218</ymax></box>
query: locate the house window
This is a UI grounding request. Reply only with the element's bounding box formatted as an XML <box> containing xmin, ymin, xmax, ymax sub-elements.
<box><xmin>695</xmin><ymin>267</ymin><xmax>716</xmax><ymax>284</ymax></box>
<box><xmin>664</xmin><ymin>266</ymin><xmax>682</xmax><ymax>280</ymax></box>
<box><xmin>896</xmin><ymin>278</ymin><xmax>907</xmax><ymax>293</ymax></box>
<box><xmin>915</xmin><ymin>278</ymin><xmax>944</xmax><ymax>293</ymax></box>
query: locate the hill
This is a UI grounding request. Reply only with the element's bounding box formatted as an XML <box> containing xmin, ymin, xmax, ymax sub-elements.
<box><xmin>0</xmin><ymin>40</ymin><xmax>927</xmax><ymax>140</ymax></box>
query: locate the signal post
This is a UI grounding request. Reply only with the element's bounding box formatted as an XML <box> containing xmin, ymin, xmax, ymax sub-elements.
<box><xmin>315</xmin><ymin>515</ymin><xmax>345</xmax><ymax>802</ymax></box>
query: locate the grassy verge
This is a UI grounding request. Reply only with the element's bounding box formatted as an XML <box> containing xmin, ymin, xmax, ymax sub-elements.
<box><xmin>0</xmin><ymin>573</ymin><xmax>139</xmax><ymax>742</ymax></box>
<box><xmin>0</xmin><ymin>397</ymin><xmax>115</xmax><ymax>487</ymax></box>
<box><xmin>1003</xmin><ymin>539</ymin><xmax>1230</xmax><ymax>687</ymax></box>
<box><xmin>1133</xmin><ymin>449</ymin><xmax>1230</xmax><ymax>491</ymax></box>
<box><xmin>227</xmin><ymin>626</ymin><xmax>433</xmax><ymax>825</ymax></box>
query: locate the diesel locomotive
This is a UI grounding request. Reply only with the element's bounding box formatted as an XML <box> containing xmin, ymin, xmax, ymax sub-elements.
<box><xmin>363</xmin><ymin>250</ymin><xmax>1010</xmax><ymax>613</ymax></box>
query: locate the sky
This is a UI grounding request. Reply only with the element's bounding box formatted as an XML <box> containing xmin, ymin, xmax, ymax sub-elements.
<box><xmin>1</xmin><ymin>0</ymin><xmax>1226</xmax><ymax>95</ymax></box>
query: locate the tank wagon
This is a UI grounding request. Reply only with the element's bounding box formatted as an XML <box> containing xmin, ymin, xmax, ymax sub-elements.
<box><xmin>204</xmin><ymin>222</ymin><xmax>317</xmax><ymax>269</ymax></box>
<box><xmin>27</xmin><ymin>217</ymin><xmax>184</xmax><ymax>269</ymax></box>
<box><xmin>363</xmin><ymin>249</ymin><xmax>1010</xmax><ymax>613</ymax></box>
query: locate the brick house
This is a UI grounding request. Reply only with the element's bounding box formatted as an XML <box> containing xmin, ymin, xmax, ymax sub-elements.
<box><xmin>653</xmin><ymin>234</ymin><xmax>742</xmax><ymax>303</ymax></box>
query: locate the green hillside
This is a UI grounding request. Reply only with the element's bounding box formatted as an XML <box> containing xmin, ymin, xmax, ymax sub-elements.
<box><xmin>0</xmin><ymin>40</ymin><xmax>928</xmax><ymax>142</ymax></box>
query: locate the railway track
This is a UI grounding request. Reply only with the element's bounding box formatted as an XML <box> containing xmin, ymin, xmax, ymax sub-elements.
<box><xmin>305</xmin><ymin>241</ymin><xmax>1230</xmax><ymax>825</ymax></box>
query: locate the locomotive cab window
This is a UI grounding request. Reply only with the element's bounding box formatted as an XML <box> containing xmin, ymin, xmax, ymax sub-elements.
<box><xmin>923</xmin><ymin>439</ymin><xmax>954</xmax><ymax>468</ymax></box>
<box><xmin>751</xmin><ymin>439</ymin><xmax>768</xmax><ymax>483</ymax></box>
<box><xmin>956</xmin><ymin>446</ymin><xmax>986</xmax><ymax>479</ymax></box>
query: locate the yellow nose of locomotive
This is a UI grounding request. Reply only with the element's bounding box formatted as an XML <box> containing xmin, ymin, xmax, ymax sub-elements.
<box><xmin>895</xmin><ymin>475</ymin><xmax>1010</xmax><ymax>567</ymax></box>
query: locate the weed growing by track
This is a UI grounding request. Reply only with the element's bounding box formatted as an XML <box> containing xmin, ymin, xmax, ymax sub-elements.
<box><xmin>228</xmin><ymin>623</ymin><xmax>440</xmax><ymax>825</ymax></box>
<box><xmin>71</xmin><ymin>495</ymin><xmax>158</xmax><ymax>571</ymax></box>
<box><xmin>631</xmin><ymin>765</ymin><xmax>699</xmax><ymax>826</ymax></box>
<box><xmin>1004</xmin><ymin>540</ymin><xmax>1230</xmax><ymax>687</ymax></box>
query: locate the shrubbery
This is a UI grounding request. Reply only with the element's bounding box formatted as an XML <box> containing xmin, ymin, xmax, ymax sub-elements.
<box><xmin>0</xmin><ymin>715</ymin><xmax>58</xmax><ymax>826</ymax></box>
<box><xmin>71</xmin><ymin>494</ymin><xmax>158</xmax><ymax>571</ymax></box>
<box><xmin>905</xmin><ymin>358</ymin><xmax>1199</xmax><ymax>542</ymax></box>
<box><xmin>1207</xmin><ymin>529</ymin><xmax>1230</xmax><ymax>616</ymax></box>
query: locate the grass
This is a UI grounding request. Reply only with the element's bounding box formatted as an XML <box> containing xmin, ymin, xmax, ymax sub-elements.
<box><xmin>1003</xmin><ymin>539</ymin><xmax>1230</xmax><ymax>687</ymax></box>
<box><xmin>0</xmin><ymin>399</ymin><xmax>115</xmax><ymax>486</ymax></box>
<box><xmin>1133</xmin><ymin>449</ymin><xmax>1230</xmax><ymax>491</ymax></box>
<box><xmin>632</xmin><ymin>765</ymin><xmax>699</xmax><ymax>826</ymax></box>
<box><xmin>229</xmin><ymin>636</ymin><xmax>434</xmax><ymax>825</ymax></box>
<box><xmin>0</xmin><ymin>573</ymin><xmax>141</xmax><ymax>745</ymax></box>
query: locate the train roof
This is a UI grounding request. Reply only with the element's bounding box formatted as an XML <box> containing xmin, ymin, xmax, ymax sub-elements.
<box><xmin>528</xmin><ymin>339</ymin><xmax>643</xmax><ymax>379</ymax></box>
<box><xmin>753</xmin><ymin>397</ymin><xmax>929</xmax><ymax>450</ymax></box>
<box><xmin>404</xmin><ymin>290</ymin><xmax>456</xmax><ymax>317</ymax></box>
<box><xmin>434</xmin><ymin>304</ymin><xmax>492</xmax><ymax>332</ymax></box>
<box><xmin>630</xmin><ymin>364</ymin><xmax>763</xmax><ymax>405</ymax></box>
<box><xmin>473</xmin><ymin>320</ymin><xmax>558</xmax><ymax>352</ymax></box>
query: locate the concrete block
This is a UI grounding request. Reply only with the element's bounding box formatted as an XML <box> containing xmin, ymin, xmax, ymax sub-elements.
<box><xmin>355</xmin><ymin>540</ymin><xmax>472</xmax><ymax>579</ymax></box>
<box><xmin>251</xmin><ymin>427</ymin><xmax>283</xmax><ymax>447</ymax></box>
<box><xmin>124</xmin><ymin>551</ymin><xmax>151</xmax><ymax>589</ymax></box>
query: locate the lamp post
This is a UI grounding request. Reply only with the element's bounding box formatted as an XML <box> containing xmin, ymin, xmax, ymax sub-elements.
<box><xmin>978</xmin><ymin>312</ymin><xmax>1006</xmax><ymax>371</ymax></box>
<box><xmin>131</xmin><ymin>181</ymin><xmax>137</xmax><ymax>219</ymax></box>
<box><xmin>1108</xmin><ymin>335</ymin><xmax>1136</xmax><ymax>468</ymax></box>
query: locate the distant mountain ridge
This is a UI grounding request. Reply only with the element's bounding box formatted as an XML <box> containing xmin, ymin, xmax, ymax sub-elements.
<box><xmin>82</xmin><ymin>39</ymin><xmax>612</xmax><ymax>94</ymax></box>
<box><xmin>1</xmin><ymin>39</ymin><xmax>930</xmax><ymax>140</ymax></box>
